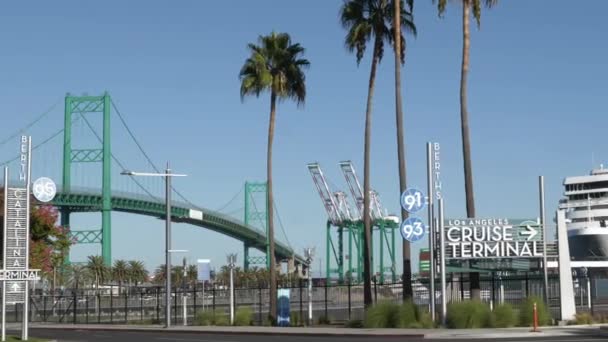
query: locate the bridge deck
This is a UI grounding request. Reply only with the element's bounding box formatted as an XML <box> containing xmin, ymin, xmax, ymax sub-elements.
<box><xmin>49</xmin><ymin>188</ymin><xmax>305</xmax><ymax>265</ymax></box>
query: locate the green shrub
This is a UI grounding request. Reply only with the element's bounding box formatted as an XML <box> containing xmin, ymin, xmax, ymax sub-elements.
<box><xmin>398</xmin><ymin>301</ymin><xmax>419</xmax><ymax>328</ymax></box>
<box><xmin>214</xmin><ymin>312</ymin><xmax>230</xmax><ymax>326</ymax></box>
<box><xmin>447</xmin><ymin>301</ymin><xmax>491</xmax><ymax>328</ymax></box>
<box><xmin>519</xmin><ymin>297</ymin><xmax>550</xmax><ymax>327</ymax></box>
<box><xmin>364</xmin><ymin>302</ymin><xmax>400</xmax><ymax>328</ymax></box>
<box><xmin>417</xmin><ymin>311</ymin><xmax>435</xmax><ymax>328</ymax></box>
<box><xmin>290</xmin><ymin>311</ymin><xmax>302</xmax><ymax>327</ymax></box>
<box><xmin>492</xmin><ymin>304</ymin><xmax>517</xmax><ymax>328</ymax></box>
<box><xmin>196</xmin><ymin>310</ymin><xmax>214</xmax><ymax>326</ymax></box>
<box><xmin>345</xmin><ymin>319</ymin><xmax>364</xmax><ymax>328</ymax></box>
<box><xmin>234</xmin><ymin>307</ymin><xmax>253</xmax><ymax>326</ymax></box>
<box><xmin>196</xmin><ymin>310</ymin><xmax>230</xmax><ymax>326</ymax></box>
<box><xmin>574</xmin><ymin>312</ymin><xmax>593</xmax><ymax>325</ymax></box>
<box><xmin>318</xmin><ymin>315</ymin><xmax>331</xmax><ymax>325</ymax></box>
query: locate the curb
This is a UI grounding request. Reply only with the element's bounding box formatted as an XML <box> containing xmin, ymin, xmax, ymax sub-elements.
<box><xmin>29</xmin><ymin>325</ymin><xmax>425</xmax><ymax>338</ymax></box>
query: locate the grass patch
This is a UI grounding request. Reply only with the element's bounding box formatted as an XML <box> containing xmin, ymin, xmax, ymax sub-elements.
<box><xmin>492</xmin><ymin>303</ymin><xmax>517</xmax><ymax>328</ymax></box>
<box><xmin>317</xmin><ymin>315</ymin><xmax>331</xmax><ymax>325</ymax></box>
<box><xmin>574</xmin><ymin>312</ymin><xmax>593</xmax><ymax>325</ymax></box>
<box><xmin>447</xmin><ymin>301</ymin><xmax>491</xmax><ymax>328</ymax></box>
<box><xmin>345</xmin><ymin>319</ymin><xmax>364</xmax><ymax>328</ymax></box>
<box><xmin>519</xmin><ymin>296</ymin><xmax>551</xmax><ymax>327</ymax></box>
<box><xmin>195</xmin><ymin>309</ymin><xmax>230</xmax><ymax>326</ymax></box>
<box><xmin>364</xmin><ymin>301</ymin><xmax>421</xmax><ymax>328</ymax></box>
<box><xmin>234</xmin><ymin>307</ymin><xmax>254</xmax><ymax>326</ymax></box>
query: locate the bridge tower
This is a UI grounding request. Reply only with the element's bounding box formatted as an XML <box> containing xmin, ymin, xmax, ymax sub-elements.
<box><xmin>243</xmin><ymin>181</ymin><xmax>271</xmax><ymax>271</ymax></box>
<box><xmin>62</xmin><ymin>93</ymin><xmax>112</xmax><ymax>266</ymax></box>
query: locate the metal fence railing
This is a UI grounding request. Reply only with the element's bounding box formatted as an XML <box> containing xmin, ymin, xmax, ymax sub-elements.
<box><xmin>3</xmin><ymin>274</ymin><xmax>605</xmax><ymax>325</ymax></box>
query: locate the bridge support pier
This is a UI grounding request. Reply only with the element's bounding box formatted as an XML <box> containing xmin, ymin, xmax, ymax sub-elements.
<box><xmin>60</xmin><ymin>209</ymin><xmax>71</xmax><ymax>265</ymax></box>
<box><xmin>62</xmin><ymin>93</ymin><xmax>113</xmax><ymax>266</ymax></box>
<box><xmin>244</xmin><ymin>243</ymin><xmax>250</xmax><ymax>271</ymax></box>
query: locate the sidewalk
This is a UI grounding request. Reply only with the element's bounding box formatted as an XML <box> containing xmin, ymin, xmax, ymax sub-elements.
<box><xmin>28</xmin><ymin>323</ymin><xmax>608</xmax><ymax>339</ymax></box>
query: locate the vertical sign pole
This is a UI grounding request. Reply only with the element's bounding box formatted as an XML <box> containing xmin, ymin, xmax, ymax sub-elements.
<box><xmin>539</xmin><ymin>176</ymin><xmax>549</xmax><ymax>303</ymax></box>
<box><xmin>438</xmin><ymin>198</ymin><xmax>447</xmax><ymax>327</ymax></box>
<box><xmin>22</xmin><ymin>136</ymin><xmax>32</xmax><ymax>341</ymax></box>
<box><xmin>165</xmin><ymin>166</ymin><xmax>172</xmax><ymax>328</ymax></box>
<box><xmin>426</xmin><ymin>142</ymin><xmax>436</xmax><ymax>321</ymax></box>
<box><xmin>2</xmin><ymin>167</ymin><xmax>8</xmax><ymax>342</ymax></box>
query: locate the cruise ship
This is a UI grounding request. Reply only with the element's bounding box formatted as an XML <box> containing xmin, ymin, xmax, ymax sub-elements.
<box><xmin>560</xmin><ymin>167</ymin><xmax>608</xmax><ymax>259</ymax></box>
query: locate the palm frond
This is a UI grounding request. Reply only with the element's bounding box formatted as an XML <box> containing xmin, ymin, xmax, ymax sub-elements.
<box><xmin>239</xmin><ymin>31</ymin><xmax>309</xmax><ymax>105</ymax></box>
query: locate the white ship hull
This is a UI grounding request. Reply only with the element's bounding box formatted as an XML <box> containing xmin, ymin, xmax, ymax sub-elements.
<box><xmin>568</xmin><ymin>228</ymin><xmax>608</xmax><ymax>259</ymax></box>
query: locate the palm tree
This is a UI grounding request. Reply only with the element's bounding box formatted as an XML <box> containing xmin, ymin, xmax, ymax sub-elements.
<box><xmin>86</xmin><ymin>255</ymin><xmax>108</xmax><ymax>293</ymax></box>
<box><xmin>435</xmin><ymin>0</ymin><xmax>497</xmax><ymax>300</ymax></box>
<box><xmin>128</xmin><ymin>260</ymin><xmax>148</xmax><ymax>287</ymax></box>
<box><xmin>112</xmin><ymin>259</ymin><xmax>128</xmax><ymax>294</ymax></box>
<box><xmin>340</xmin><ymin>0</ymin><xmax>415</xmax><ymax>307</ymax></box>
<box><xmin>391</xmin><ymin>0</ymin><xmax>416</xmax><ymax>301</ymax></box>
<box><xmin>239</xmin><ymin>31</ymin><xmax>309</xmax><ymax>323</ymax></box>
<box><xmin>186</xmin><ymin>264</ymin><xmax>197</xmax><ymax>287</ymax></box>
<box><xmin>65</xmin><ymin>264</ymin><xmax>89</xmax><ymax>292</ymax></box>
<box><xmin>153</xmin><ymin>264</ymin><xmax>166</xmax><ymax>285</ymax></box>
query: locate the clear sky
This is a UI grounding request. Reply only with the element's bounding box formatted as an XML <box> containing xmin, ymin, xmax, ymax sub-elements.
<box><xmin>1</xmin><ymin>1</ymin><xmax>607</xmax><ymax>275</ymax></box>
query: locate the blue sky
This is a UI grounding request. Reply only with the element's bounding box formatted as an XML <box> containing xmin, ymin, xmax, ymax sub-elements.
<box><xmin>1</xmin><ymin>1</ymin><xmax>607</xmax><ymax>275</ymax></box>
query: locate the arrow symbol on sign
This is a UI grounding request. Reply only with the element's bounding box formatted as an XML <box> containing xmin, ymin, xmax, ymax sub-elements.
<box><xmin>10</xmin><ymin>283</ymin><xmax>20</xmax><ymax>292</ymax></box>
<box><xmin>520</xmin><ymin>225</ymin><xmax>538</xmax><ymax>241</ymax></box>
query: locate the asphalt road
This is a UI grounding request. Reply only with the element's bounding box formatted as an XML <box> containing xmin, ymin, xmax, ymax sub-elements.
<box><xmin>7</xmin><ymin>328</ymin><xmax>605</xmax><ymax>342</ymax></box>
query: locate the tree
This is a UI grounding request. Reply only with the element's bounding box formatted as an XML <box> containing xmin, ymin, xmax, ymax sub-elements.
<box><xmin>127</xmin><ymin>260</ymin><xmax>148</xmax><ymax>287</ymax></box>
<box><xmin>112</xmin><ymin>259</ymin><xmax>128</xmax><ymax>294</ymax></box>
<box><xmin>239</xmin><ymin>31</ymin><xmax>309</xmax><ymax>323</ymax></box>
<box><xmin>153</xmin><ymin>264</ymin><xmax>166</xmax><ymax>285</ymax></box>
<box><xmin>186</xmin><ymin>264</ymin><xmax>197</xmax><ymax>287</ymax></box>
<box><xmin>391</xmin><ymin>0</ymin><xmax>416</xmax><ymax>301</ymax></box>
<box><xmin>0</xmin><ymin>203</ymin><xmax>72</xmax><ymax>283</ymax></box>
<box><xmin>435</xmin><ymin>0</ymin><xmax>498</xmax><ymax>300</ymax></box>
<box><xmin>86</xmin><ymin>255</ymin><xmax>108</xmax><ymax>292</ymax></box>
<box><xmin>340</xmin><ymin>0</ymin><xmax>414</xmax><ymax>307</ymax></box>
<box><xmin>65</xmin><ymin>264</ymin><xmax>89</xmax><ymax>292</ymax></box>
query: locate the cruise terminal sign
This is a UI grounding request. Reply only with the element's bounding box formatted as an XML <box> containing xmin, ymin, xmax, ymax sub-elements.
<box><xmin>445</xmin><ymin>218</ymin><xmax>543</xmax><ymax>259</ymax></box>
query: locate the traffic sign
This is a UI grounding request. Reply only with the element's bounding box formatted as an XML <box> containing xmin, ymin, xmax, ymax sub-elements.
<box><xmin>401</xmin><ymin>217</ymin><xmax>426</xmax><ymax>243</ymax></box>
<box><xmin>32</xmin><ymin>177</ymin><xmax>56</xmax><ymax>203</ymax></box>
<box><xmin>401</xmin><ymin>188</ymin><xmax>426</xmax><ymax>214</ymax></box>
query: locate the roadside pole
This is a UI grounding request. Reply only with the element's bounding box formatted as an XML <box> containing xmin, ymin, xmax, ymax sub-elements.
<box><xmin>426</xmin><ymin>142</ymin><xmax>436</xmax><ymax>321</ymax></box>
<box><xmin>2</xmin><ymin>167</ymin><xmax>8</xmax><ymax>342</ymax></box>
<box><xmin>438</xmin><ymin>198</ymin><xmax>447</xmax><ymax>327</ymax></box>
<box><xmin>539</xmin><ymin>176</ymin><xmax>549</xmax><ymax>303</ymax></box>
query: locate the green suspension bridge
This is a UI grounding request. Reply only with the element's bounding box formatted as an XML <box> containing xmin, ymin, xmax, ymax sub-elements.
<box><xmin>0</xmin><ymin>93</ymin><xmax>305</xmax><ymax>269</ymax></box>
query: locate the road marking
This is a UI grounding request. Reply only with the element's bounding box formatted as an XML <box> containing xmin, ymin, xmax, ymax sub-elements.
<box><xmin>502</xmin><ymin>339</ymin><xmax>606</xmax><ymax>342</ymax></box>
<box><xmin>156</xmin><ymin>338</ymin><xmax>238</xmax><ymax>342</ymax></box>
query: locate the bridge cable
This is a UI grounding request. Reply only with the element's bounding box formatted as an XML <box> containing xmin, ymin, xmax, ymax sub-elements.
<box><xmin>0</xmin><ymin>99</ymin><xmax>62</xmax><ymax>147</ymax></box>
<box><xmin>248</xmin><ymin>195</ymin><xmax>268</xmax><ymax>233</ymax></box>
<box><xmin>0</xmin><ymin>114</ymin><xmax>82</xmax><ymax>167</ymax></box>
<box><xmin>273</xmin><ymin>201</ymin><xmax>293</xmax><ymax>250</ymax></box>
<box><xmin>80</xmin><ymin>113</ymin><xmax>162</xmax><ymax>202</ymax></box>
<box><xmin>111</xmin><ymin>100</ymin><xmax>194</xmax><ymax>206</ymax></box>
<box><xmin>215</xmin><ymin>187</ymin><xmax>244</xmax><ymax>212</ymax></box>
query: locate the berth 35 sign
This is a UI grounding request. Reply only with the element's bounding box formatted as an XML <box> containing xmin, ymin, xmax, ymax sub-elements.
<box><xmin>444</xmin><ymin>218</ymin><xmax>543</xmax><ymax>259</ymax></box>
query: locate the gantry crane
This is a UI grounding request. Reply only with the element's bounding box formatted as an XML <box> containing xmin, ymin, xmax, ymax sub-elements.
<box><xmin>308</xmin><ymin>161</ymin><xmax>398</xmax><ymax>284</ymax></box>
<box><xmin>339</xmin><ymin>160</ymin><xmax>398</xmax><ymax>283</ymax></box>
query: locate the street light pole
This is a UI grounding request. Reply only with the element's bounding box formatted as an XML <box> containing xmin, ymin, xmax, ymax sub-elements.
<box><xmin>227</xmin><ymin>253</ymin><xmax>237</xmax><ymax>325</ymax></box>
<box><xmin>304</xmin><ymin>248</ymin><xmax>314</xmax><ymax>326</ymax></box>
<box><xmin>120</xmin><ymin>164</ymin><xmax>187</xmax><ymax>329</ymax></box>
<box><xmin>165</xmin><ymin>165</ymin><xmax>172</xmax><ymax>328</ymax></box>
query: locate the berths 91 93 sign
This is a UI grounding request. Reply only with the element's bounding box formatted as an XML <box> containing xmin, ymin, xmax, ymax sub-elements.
<box><xmin>444</xmin><ymin>218</ymin><xmax>543</xmax><ymax>259</ymax></box>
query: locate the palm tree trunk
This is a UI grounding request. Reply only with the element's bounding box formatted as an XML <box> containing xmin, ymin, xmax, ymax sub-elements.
<box><xmin>394</xmin><ymin>0</ymin><xmax>413</xmax><ymax>301</ymax></box>
<box><xmin>461</xmin><ymin>0</ymin><xmax>480</xmax><ymax>300</ymax></box>
<box><xmin>363</xmin><ymin>36</ymin><xmax>382</xmax><ymax>308</ymax></box>
<box><xmin>267</xmin><ymin>91</ymin><xmax>278</xmax><ymax>323</ymax></box>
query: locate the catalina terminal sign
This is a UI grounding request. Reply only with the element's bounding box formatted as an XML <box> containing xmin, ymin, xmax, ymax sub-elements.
<box><xmin>445</xmin><ymin>218</ymin><xmax>543</xmax><ymax>259</ymax></box>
